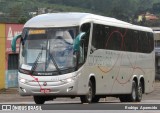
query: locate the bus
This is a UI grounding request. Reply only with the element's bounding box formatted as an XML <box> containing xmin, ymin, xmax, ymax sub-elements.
<box><xmin>12</xmin><ymin>12</ymin><xmax>155</xmax><ymax>104</ymax></box>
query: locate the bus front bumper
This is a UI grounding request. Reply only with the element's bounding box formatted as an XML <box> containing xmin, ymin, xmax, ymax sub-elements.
<box><xmin>18</xmin><ymin>79</ymin><xmax>79</xmax><ymax>96</ymax></box>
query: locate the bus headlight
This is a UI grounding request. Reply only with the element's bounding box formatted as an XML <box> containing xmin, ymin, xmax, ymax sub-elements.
<box><xmin>19</xmin><ymin>78</ymin><xmax>28</xmax><ymax>84</ymax></box>
<box><xmin>61</xmin><ymin>76</ymin><xmax>77</xmax><ymax>83</ymax></box>
<box><xmin>66</xmin><ymin>78</ymin><xmax>73</xmax><ymax>82</ymax></box>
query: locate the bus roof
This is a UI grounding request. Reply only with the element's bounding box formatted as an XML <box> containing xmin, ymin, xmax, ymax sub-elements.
<box><xmin>24</xmin><ymin>12</ymin><xmax>153</xmax><ymax>32</ymax></box>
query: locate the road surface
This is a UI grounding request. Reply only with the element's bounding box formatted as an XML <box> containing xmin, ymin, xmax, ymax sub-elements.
<box><xmin>0</xmin><ymin>82</ymin><xmax>160</xmax><ymax>113</ymax></box>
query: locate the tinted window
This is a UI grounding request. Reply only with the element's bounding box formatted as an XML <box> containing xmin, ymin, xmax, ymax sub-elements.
<box><xmin>106</xmin><ymin>26</ymin><xmax>123</xmax><ymax>51</ymax></box>
<box><xmin>92</xmin><ymin>24</ymin><xmax>123</xmax><ymax>51</ymax></box>
<box><xmin>124</xmin><ymin>30</ymin><xmax>133</xmax><ymax>51</ymax></box>
<box><xmin>138</xmin><ymin>31</ymin><xmax>153</xmax><ymax>53</ymax></box>
<box><xmin>92</xmin><ymin>24</ymin><xmax>109</xmax><ymax>49</ymax></box>
<box><xmin>91</xmin><ymin>23</ymin><xmax>154</xmax><ymax>53</ymax></box>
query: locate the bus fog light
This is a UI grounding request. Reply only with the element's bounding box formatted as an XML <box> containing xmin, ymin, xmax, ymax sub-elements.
<box><xmin>20</xmin><ymin>87</ymin><xmax>26</xmax><ymax>93</ymax></box>
<box><xmin>67</xmin><ymin>86</ymin><xmax>73</xmax><ymax>92</ymax></box>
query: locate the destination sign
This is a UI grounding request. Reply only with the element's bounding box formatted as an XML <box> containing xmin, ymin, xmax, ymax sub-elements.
<box><xmin>29</xmin><ymin>30</ymin><xmax>46</xmax><ymax>35</ymax></box>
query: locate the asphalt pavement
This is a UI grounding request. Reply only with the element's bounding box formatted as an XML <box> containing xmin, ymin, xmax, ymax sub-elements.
<box><xmin>1</xmin><ymin>81</ymin><xmax>160</xmax><ymax>103</ymax></box>
<box><xmin>1</xmin><ymin>82</ymin><xmax>160</xmax><ymax>113</ymax></box>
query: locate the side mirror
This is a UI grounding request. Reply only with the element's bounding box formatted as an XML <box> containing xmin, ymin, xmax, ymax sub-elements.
<box><xmin>73</xmin><ymin>32</ymin><xmax>86</xmax><ymax>52</ymax></box>
<box><xmin>73</xmin><ymin>32</ymin><xmax>86</xmax><ymax>70</ymax></box>
<box><xmin>11</xmin><ymin>34</ymin><xmax>22</xmax><ymax>52</ymax></box>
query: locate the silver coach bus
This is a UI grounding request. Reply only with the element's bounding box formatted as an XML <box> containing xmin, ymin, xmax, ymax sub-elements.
<box><xmin>12</xmin><ymin>12</ymin><xmax>155</xmax><ymax>104</ymax></box>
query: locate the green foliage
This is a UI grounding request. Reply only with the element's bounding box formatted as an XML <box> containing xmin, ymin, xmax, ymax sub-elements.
<box><xmin>152</xmin><ymin>3</ymin><xmax>160</xmax><ymax>13</ymax></box>
<box><xmin>18</xmin><ymin>16</ymin><xmax>27</xmax><ymax>24</ymax></box>
<box><xmin>0</xmin><ymin>0</ymin><xmax>159</xmax><ymax>27</ymax></box>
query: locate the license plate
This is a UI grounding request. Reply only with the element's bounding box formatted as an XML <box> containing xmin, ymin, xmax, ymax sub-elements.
<box><xmin>40</xmin><ymin>89</ymin><xmax>50</xmax><ymax>93</ymax></box>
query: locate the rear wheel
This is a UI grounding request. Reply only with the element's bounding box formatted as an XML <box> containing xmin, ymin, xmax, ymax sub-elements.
<box><xmin>92</xmin><ymin>96</ymin><xmax>100</xmax><ymax>103</ymax></box>
<box><xmin>136</xmin><ymin>82</ymin><xmax>143</xmax><ymax>102</ymax></box>
<box><xmin>80</xmin><ymin>81</ymin><xmax>93</xmax><ymax>103</ymax></box>
<box><xmin>128</xmin><ymin>80</ymin><xmax>137</xmax><ymax>102</ymax></box>
<box><xmin>33</xmin><ymin>96</ymin><xmax>45</xmax><ymax>104</ymax></box>
<box><xmin>119</xmin><ymin>81</ymin><xmax>137</xmax><ymax>102</ymax></box>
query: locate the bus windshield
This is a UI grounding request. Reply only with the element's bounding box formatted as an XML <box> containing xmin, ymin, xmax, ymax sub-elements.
<box><xmin>19</xmin><ymin>27</ymin><xmax>78</xmax><ymax>74</ymax></box>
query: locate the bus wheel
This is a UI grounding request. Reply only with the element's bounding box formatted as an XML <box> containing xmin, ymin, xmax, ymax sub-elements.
<box><xmin>92</xmin><ymin>96</ymin><xmax>100</xmax><ymax>103</ymax></box>
<box><xmin>119</xmin><ymin>96</ymin><xmax>128</xmax><ymax>102</ymax></box>
<box><xmin>136</xmin><ymin>82</ymin><xmax>143</xmax><ymax>102</ymax></box>
<box><xmin>128</xmin><ymin>80</ymin><xmax>137</xmax><ymax>102</ymax></box>
<box><xmin>80</xmin><ymin>81</ymin><xmax>93</xmax><ymax>103</ymax></box>
<box><xmin>33</xmin><ymin>96</ymin><xmax>45</xmax><ymax>104</ymax></box>
<box><xmin>120</xmin><ymin>81</ymin><xmax>137</xmax><ymax>102</ymax></box>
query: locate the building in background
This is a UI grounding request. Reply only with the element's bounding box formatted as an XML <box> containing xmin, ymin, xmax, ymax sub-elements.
<box><xmin>0</xmin><ymin>23</ymin><xmax>23</xmax><ymax>89</ymax></box>
<box><xmin>0</xmin><ymin>24</ymin><xmax>6</xmax><ymax>89</ymax></box>
<box><xmin>138</xmin><ymin>12</ymin><xmax>159</xmax><ymax>22</ymax></box>
<box><xmin>153</xmin><ymin>27</ymin><xmax>160</xmax><ymax>80</ymax></box>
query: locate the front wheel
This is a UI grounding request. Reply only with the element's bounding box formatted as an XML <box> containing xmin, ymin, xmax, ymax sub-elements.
<box><xmin>33</xmin><ymin>96</ymin><xmax>45</xmax><ymax>104</ymax></box>
<box><xmin>80</xmin><ymin>81</ymin><xmax>93</xmax><ymax>103</ymax></box>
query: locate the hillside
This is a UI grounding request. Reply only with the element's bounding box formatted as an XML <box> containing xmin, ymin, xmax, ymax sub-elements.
<box><xmin>0</xmin><ymin>0</ymin><xmax>160</xmax><ymax>26</ymax></box>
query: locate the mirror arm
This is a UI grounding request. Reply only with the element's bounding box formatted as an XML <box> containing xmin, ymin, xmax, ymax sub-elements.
<box><xmin>11</xmin><ymin>34</ymin><xmax>22</xmax><ymax>52</ymax></box>
<box><xmin>73</xmin><ymin>32</ymin><xmax>86</xmax><ymax>70</ymax></box>
<box><xmin>73</xmin><ymin>32</ymin><xmax>86</xmax><ymax>52</ymax></box>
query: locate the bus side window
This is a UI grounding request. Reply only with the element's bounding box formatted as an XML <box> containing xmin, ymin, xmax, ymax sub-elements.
<box><xmin>133</xmin><ymin>31</ymin><xmax>139</xmax><ymax>52</ymax></box>
<box><xmin>92</xmin><ymin>24</ymin><xmax>109</xmax><ymax>50</ymax></box>
<box><xmin>138</xmin><ymin>31</ymin><xmax>148</xmax><ymax>53</ymax></box>
<box><xmin>106</xmin><ymin>26</ymin><xmax>122</xmax><ymax>51</ymax></box>
<box><xmin>124</xmin><ymin>29</ymin><xmax>132</xmax><ymax>52</ymax></box>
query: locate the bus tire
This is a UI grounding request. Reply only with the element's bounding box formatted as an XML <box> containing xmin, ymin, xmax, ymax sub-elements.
<box><xmin>136</xmin><ymin>82</ymin><xmax>143</xmax><ymax>102</ymax></box>
<box><xmin>92</xmin><ymin>96</ymin><xmax>100</xmax><ymax>103</ymax></box>
<box><xmin>80</xmin><ymin>81</ymin><xmax>93</xmax><ymax>103</ymax></box>
<box><xmin>128</xmin><ymin>80</ymin><xmax>137</xmax><ymax>102</ymax></box>
<box><xmin>33</xmin><ymin>96</ymin><xmax>45</xmax><ymax>104</ymax></box>
<box><xmin>120</xmin><ymin>81</ymin><xmax>137</xmax><ymax>102</ymax></box>
<box><xmin>119</xmin><ymin>96</ymin><xmax>128</xmax><ymax>102</ymax></box>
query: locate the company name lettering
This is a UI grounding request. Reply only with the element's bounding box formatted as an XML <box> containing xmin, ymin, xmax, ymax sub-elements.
<box><xmin>7</xmin><ymin>27</ymin><xmax>22</xmax><ymax>40</ymax></box>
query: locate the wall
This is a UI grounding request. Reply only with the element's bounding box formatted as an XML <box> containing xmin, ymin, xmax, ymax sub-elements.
<box><xmin>5</xmin><ymin>24</ymin><xmax>23</xmax><ymax>88</ymax></box>
<box><xmin>0</xmin><ymin>24</ymin><xmax>6</xmax><ymax>89</ymax></box>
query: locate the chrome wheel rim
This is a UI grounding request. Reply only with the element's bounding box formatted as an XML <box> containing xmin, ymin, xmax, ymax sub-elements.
<box><xmin>138</xmin><ymin>85</ymin><xmax>142</xmax><ymax>99</ymax></box>
<box><xmin>87</xmin><ymin>84</ymin><xmax>92</xmax><ymax>102</ymax></box>
<box><xmin>132</xmin><ymin>85</ymin><xmax>136</xmax><ymax>100</ymax></box>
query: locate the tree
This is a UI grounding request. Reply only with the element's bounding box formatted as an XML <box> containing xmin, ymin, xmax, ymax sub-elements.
<box><xmin>138</xmin><ymin>0</ymin><xmax>153</xmax><ymax>12</ymax></box>
<box><xmin>18</xmin><ymin>16</ymin><xmax>27</xmax><ymax>24</ymax></box>
<box><xmin>8</xmin><ymin>4</ymin><xmax>23</xmax><ymax>23</ymax></box>
<box><xmin>152</xmin><ymin>2</ymin><xmax>160</xmax><ymax>13</ymax></box>
<box><xmin>110</xmin><ymin>0</ymin><xmax>137</xmax><ymax>21</ymax></box>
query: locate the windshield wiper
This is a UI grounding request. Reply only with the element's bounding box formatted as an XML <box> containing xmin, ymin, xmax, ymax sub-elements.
<box><xmin>49</xmin><ymin>53</ymin><xmax>61</xmax><ymax>75</ymax></box>
<box><xmin>30</xmin><ymin>47</ymin><xmax>43</xmax><ymax>74</ymax></box>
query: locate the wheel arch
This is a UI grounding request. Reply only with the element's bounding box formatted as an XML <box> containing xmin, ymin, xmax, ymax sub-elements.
<box><xmin>132</xmin><ymin>75</ymin><xmax>138</xmax><ymax>86</ymax></box>
<box><xmin>139</xmin><ymin>76</ymin><xmax>145</xmax><ymax>94</ymax></box>
<box><xmin>88</xmin><ymin>74</ymin><xmax>96</xmax><ymax>95</ymax></box>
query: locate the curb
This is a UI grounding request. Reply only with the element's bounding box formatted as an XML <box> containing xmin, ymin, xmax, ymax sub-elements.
<box><xmin>0</xmin><ymin>88</ymin><xmax>18</xmax><ymax>94</ymax></box>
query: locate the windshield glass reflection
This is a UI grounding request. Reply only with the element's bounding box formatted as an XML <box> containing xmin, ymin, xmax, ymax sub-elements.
<box><xmin>19</xmin><ymin>27</ymin><xmax>78</xmax><ymax>73</ymax></box>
